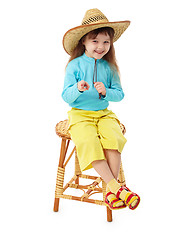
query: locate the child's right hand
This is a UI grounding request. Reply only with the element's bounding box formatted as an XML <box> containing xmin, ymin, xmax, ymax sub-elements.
<box><xmin>77</xmin><ymin>80</ymin><xmax>90</xmax><ymax>92</ymax></box>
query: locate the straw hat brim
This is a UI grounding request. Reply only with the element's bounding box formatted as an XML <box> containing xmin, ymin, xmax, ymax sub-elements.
<box><xmin>63</xmin><ymin>21</ymin><xmax>130</xmax><ymax>55</ymax></box>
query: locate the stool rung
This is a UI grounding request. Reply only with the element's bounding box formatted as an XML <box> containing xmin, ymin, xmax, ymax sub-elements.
<box><xmin>79</xmin><ymin>174</ymin><xmax>100</xmax><ymax>180</ymax></box>
<box><xmin>66</xmin><ymin>183</ymin><xmax>102</xmax><ymax>192</ymax></box>
<box><xmin>56</xmin><ymin>194</ymin><xmax>105</xmax><ymax>206</ymax></box>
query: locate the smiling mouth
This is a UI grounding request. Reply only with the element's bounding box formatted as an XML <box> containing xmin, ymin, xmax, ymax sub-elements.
<box><xmin>94</xmin><ymin>50</ymin><xmax>104</xmax><ymax>54</ymax></box>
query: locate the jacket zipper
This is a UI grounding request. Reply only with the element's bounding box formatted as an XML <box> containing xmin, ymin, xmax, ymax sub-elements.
<box><xmin>93</xmin><ymin>59</ymin><xmax>101</xmax><ymax>99</ymax></box>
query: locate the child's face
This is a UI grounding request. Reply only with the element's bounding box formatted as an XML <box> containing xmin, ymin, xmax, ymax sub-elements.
<box><xmin>83</xmin><ymin>32</ymin><xmax>111</xmax><ymax>59</ymax></box>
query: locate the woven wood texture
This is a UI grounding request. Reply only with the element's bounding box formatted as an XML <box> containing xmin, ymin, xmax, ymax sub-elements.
<box><xmin>56</xmin><ymin>120</ymin><xmax>71</xmax><ymax>139</ymax></box>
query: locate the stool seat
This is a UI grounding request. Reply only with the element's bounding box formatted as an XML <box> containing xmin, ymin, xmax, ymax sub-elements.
<box><xmin>56</xmin><ymin>119</ymin><xmax>126</xmax><ymax>139</ymax></box>
<box><xmin>56</xmin><ymin>119</ymin><xmax>71</xmax><ymax>140</ymax></box>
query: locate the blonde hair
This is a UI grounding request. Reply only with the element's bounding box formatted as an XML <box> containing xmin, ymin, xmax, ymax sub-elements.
<box><xmin>66</xmin><ymin>27</ymin><xmax>120</xmax><ymax>74</ymax></box>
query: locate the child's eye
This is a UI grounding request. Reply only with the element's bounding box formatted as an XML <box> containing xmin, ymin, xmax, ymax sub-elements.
<box><xmin>93</xmin><ymin>40</ymin><xmax>98</xmax><ymax>43</ymax></box>
<box><xmin>104</xmin><ymin>41</ymin><xmax>110</xmax><ymax>44</ymax></box>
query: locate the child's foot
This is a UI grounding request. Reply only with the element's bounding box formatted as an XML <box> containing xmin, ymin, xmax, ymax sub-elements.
<box><xmin>105</xmin><ymin>192</ymin><xmax>126</xmax><ymax>210</ymax></box>
<box><xmin>116</xmin><ymin>186</ymin><xmax>140</xmax><ymax>210</ymax></box>
<box><xmin>107</xmin><ymin>179</ymin><xmax>140</xmax><ymax>210</ymax></box>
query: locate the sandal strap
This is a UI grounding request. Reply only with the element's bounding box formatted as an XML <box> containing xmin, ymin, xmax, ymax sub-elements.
<box><xmin>111</xmin><ymin>198</ymin><xmax>119</xmax><ymax>207</ymax></box>
<box><xmin>105</xmin><ymin>192</ymin><xmax>118</xmax><ymax>205</ymax></box>
<box><xmin>116</xmin><ymin>186</ymin><xmax>127</xmax><ymax>199</ymax></box>
<box><xmin>112</xmin><ymin>199</ymin><xmax>126</xmax><ymax>209</ymax></box>
<box><xmin>105</xmin><ymin>191</ymin><xmax>126</xmax><ymax>209</ymax></box>
<box><xmin>129</xmin><ymin>196</ymin><xmax>140</xmax><ymax>210</ymax></box>
<box><xmin>125</xmin><ymin>192</ymin><xmax>136</xmax><ymax>205</ymax></box>
<box><xmin>105</xmin><ymin>191</ymin><xmax>113</xmax><ymax>198</ymax></box>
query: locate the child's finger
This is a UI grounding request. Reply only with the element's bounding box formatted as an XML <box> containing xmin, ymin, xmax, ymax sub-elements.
<box><xmin>85</xmin><ymin>82</ymin><xmax>90</xmax><ymax>90</ymax></box>
<box><xmin>81</xmin><ymin>81</ymin><xmax>90</xmax><ymax>90</ymax></box>
<box><xmin>94</xmin><ymin>82</ymin><xmax>102</xmax><ymax>88</ymax></box>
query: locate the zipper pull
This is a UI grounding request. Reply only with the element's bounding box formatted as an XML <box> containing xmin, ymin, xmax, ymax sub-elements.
<box><xmin>93</xmin><ymin>59</ymin><xmax>97</xmax><ymax>84</ymax></box>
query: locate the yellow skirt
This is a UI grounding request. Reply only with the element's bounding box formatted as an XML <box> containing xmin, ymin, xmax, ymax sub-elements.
<box><xmin>68</xmin><ymin>108</ymin><xmax>127</xmax><ymax>171</ymax></box>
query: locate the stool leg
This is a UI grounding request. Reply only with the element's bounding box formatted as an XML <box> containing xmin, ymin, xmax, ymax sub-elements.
<box><xmin>75</xmin><ymin>150</ymin><xmax>81</xmax><ymax>185</ymax></box>
<box><xmin>107</xmin><ymin>207</ymin><xmax>112</xmax><ymax>222</ymax></box>
<box><xmin>54</xmin><ymin>198</ymin><xmax>60</xmax><ymax>212</ymax></box>
<box><xmin>53</xmin><ymin>138</ymin><xmax>68</xmax><ymax>212</ymax></box>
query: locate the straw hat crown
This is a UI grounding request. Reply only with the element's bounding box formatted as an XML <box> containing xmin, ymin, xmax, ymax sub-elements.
<box><xmin>63</xmin><ymin>8</ymin><xmax>130</xmax><ymax>55</ymax></box>
<box><xmin>81</xmin><ymin>9</ymin><xmax>109</xmax><ymax>25</ymax></box>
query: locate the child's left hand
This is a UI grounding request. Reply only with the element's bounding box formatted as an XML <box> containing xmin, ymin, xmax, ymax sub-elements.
<box><xmin>94</xmin><ymin>82</ymin><xmax>106</xmax><ymax>96</ymax></box>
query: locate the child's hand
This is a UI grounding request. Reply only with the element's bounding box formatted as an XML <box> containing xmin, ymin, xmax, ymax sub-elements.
<box><xmin>94</xmin><ymin>82</ymin><xmax>106</xmax><ymax>96</ymax></box>
<box><xmin>77</xmin><ymin>80</ymin><xmax>90</xmax><ymax>92</ymax></box>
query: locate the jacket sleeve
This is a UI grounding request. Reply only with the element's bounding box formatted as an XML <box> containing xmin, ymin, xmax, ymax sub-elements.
<box><xmin>103</xmin><ymin>68</ymin><xmax>124</xmax><ymax>102</ymax></box>
<box><xmin>61</xmin><ymin>61</ymin><xmax>83</xmax><ymax>104</ymax></box>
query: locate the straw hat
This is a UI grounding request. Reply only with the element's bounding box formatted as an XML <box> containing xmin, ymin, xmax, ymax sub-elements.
<box><xmin>63</xmin><ymin>8</ymin><xmax>130</xmax><ymax>55</ymax></box>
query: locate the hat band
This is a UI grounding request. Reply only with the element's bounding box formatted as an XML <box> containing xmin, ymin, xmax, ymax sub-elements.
<box><xmin>82</xmin><ymin>15</ymin><xmax>108</xmax><ymax>25</ymax></box>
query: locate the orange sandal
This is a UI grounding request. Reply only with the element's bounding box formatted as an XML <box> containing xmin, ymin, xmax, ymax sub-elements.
<box><xmin>116</xmin><ymin>186</ymin><xmax>140</xmax><ymax>210</ymax></box>
<box><xmin>105</xmin><ymin>192</ymin><xmax>127</xmax><ymax>210</ymax></box>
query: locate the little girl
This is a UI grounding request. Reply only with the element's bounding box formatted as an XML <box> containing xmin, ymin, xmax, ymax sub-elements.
<box><xmin>62</xmin><ymin>9</ymin><xmax>140</xmax><ymax>210</ymax></box>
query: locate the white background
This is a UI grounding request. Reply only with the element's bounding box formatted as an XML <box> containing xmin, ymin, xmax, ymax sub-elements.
<box><xmin>0</xmin><ymin>0</ymin><xmax>177</xmax><ymax>239</ymax></box>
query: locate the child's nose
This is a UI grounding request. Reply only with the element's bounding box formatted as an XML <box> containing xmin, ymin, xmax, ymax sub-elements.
<box><xmin>97</xmin><ymin>43</ymin><xmax>104</xmax><ymax>49</ymax></box>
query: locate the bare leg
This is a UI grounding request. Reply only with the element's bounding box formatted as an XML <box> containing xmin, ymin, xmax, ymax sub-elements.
<box><xmin>104</xmin><ymin>149</ymin><xmax>121</xmax><ymax>180</ymax></box>
<box><xmin>92</xmin><ymin>160</ymin><xmax>115</xmax><ymax>184</ymax></box>
<box><xmin>91</xmin><ymin>150</ymin><xmax>121</xmax><ymax>184</ymax></box>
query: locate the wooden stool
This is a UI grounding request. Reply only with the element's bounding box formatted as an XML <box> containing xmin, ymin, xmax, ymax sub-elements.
<box><xmin>53</xmin><ymin>119</ymin><xmax>126</xmax><ymax>222</ymax></box>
